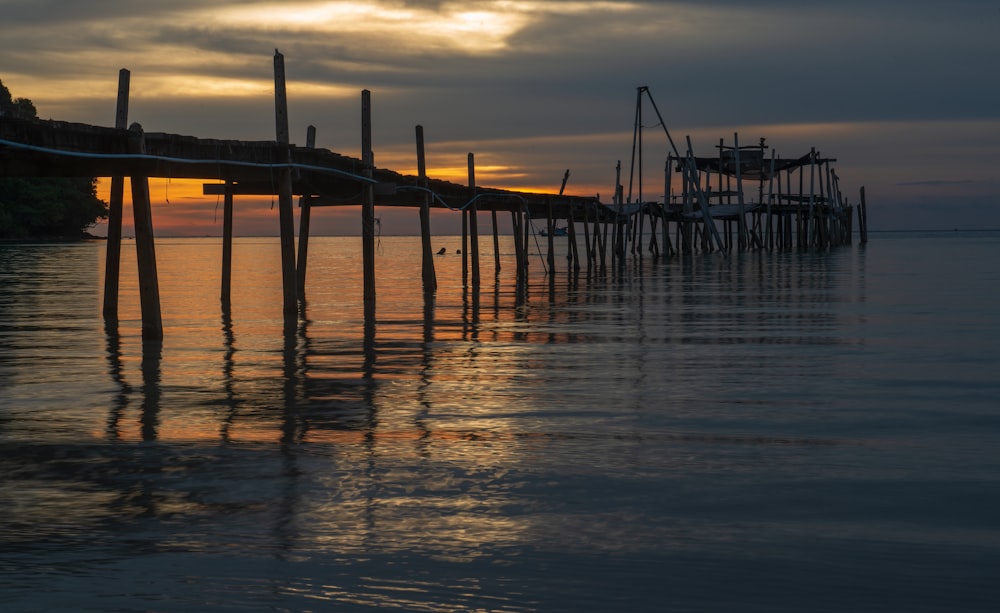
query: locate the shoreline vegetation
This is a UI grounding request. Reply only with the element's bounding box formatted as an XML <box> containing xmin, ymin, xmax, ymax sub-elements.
<box><xmin>1</xmin><ymin>78</ymin><xmax>109</xmax><ymax>240</ymax></box>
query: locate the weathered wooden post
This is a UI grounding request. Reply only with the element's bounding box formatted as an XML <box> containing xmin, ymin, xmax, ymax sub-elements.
<box><xmin>661</xmin><ymin>156</ymin><xmax>670</xmax><ymax>257</ymax></box>
<box><xmin>361</xmin><ymin>89</ymin><xmax>376</xmax><ymax>319</ymax></box>
<box><xmin>763</xmin><ymin>148</ymin><xmax>774</xmax><ymax>250</ymax></box>
<box><xmin>468</xmin><ymin>152</ymin><xmax>480</xmax><ymax>290</ymax></box>
<box><xmin>273</xmin><ymin>50</ymin><xmax>298</xmax><ymax>321</ymax></box>
<box><xmin>734</xmin><ymin>133</ymin><xmax>747</xmax><ymax>251</ymax></box>
<box><xmin>859</xmin><ymin>186</ymin><xmax>869</xmax><ymax>244</ymax></box>
<box><xmin>296</xmin><ymin>125</ymin><xmax>316</xmax><ymax>299</ymax></box>
<box><xmin>127</xmin><ymin>123</ymin><xmax>163</xmax><ymax>340</ymax></box>
<box><xmin>103</xmin><ymin>68</ymin><xmax>130</xmax><ymax>323</ymax></box>
<box><xmin>221</xmin><ymin>180</ymin><xmax>234</xmax><ymax>305</ymax></box>
<box><xmin>568</xmin><ymin>204</ymin><xmax>581</xmax><ymax>272</ymax></box>
<box><xmin>491</xmin><ymin>208</ymin><xmax>501</xmax><ymax>276</ymax></box>
<box><xmin>415</xmin><ymin>125</ymin><xmax>437</xmax><ymax>293</ymax></box>
<box><xmin>807</xmin><ymin>147</ymin><xmax>816</xmax><ymax>248</ymax></box>
<box><xmin>511</xmin><ymin>208</ymin><xmax>524</xmax><ymax>291</ymax></box>
<box><xmin>461</xmin><ymin>182</ymin><xmax>469</xmax><ymax>287</ymax></box>
<box><xmin>546</xmin><ymin>198</ymin><xmax>556</xmax><ymax>271</ymax></box>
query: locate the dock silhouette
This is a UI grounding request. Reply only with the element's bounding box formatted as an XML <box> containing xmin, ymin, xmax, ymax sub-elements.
<box><xmin>1</xmin><ymin>52</ymin><xmax>866</xmax><ymax>340</ymax></box>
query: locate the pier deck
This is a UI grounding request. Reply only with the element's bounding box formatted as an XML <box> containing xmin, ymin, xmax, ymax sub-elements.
<box><xmin>1</xmin><ymin>56</ymin><xmax>867</xmax><ymax>340</ymax></box>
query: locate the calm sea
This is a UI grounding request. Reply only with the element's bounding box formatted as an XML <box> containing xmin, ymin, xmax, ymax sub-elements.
<box><xmin>1</xmin><ymin>232</ymin><xmax>998</xmax><ymax>612</ymax></box>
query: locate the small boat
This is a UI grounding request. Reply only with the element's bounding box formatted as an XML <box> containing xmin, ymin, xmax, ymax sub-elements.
<box><xmin>540</xmin><ymin>226</ymin><xmax>568</xmax><ymax>237</ymax></box>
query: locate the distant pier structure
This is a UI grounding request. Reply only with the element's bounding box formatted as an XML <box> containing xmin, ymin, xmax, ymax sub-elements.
<box><xmin>0</xmin><ymin>53</ymin><xmax>868</xmax><ymax>339</ymax></box>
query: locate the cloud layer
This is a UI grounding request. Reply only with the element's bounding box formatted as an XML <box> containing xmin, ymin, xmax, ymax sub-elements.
<box><xmin>3</xmin><ymin>0</ymin><xmax>998</xmax><ymax>232</ymax></box>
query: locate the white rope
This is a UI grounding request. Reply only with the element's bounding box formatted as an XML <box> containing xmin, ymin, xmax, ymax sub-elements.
<box><xmin>0</xmin><ymin>137</ymin><xmax>378</xmax><ymax>184</ymax></box>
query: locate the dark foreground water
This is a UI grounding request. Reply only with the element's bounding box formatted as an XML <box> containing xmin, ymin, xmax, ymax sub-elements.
<box><xmin>1</xmin><ymin>232</ymin><xmax>998</xmax><ymax>612</ymax></box>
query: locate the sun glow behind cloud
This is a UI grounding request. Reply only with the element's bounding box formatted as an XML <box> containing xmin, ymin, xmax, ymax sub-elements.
<box><xmin>216</xmin><ymin>1</ymin><xmax>533</xmax><ymax>53</ymax></box>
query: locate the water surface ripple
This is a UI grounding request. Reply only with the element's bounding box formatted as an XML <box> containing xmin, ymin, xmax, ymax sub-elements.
<box><xmin>1</xmin><ymin>233</ymin><xmax>998</xmax><ymax>611</ymax></box>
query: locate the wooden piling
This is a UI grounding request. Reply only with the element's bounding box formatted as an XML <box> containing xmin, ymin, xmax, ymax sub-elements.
<box><xmin>806</xmin><ymin>148</ymin><xmax>817</xmax><ymax>248</ymax></box>
<box><xmin>273</xmin><ymin>50</ymin><xmax>298</xmax><ymax>320</ymax></box>
<box><xmin>127</xmin><ymin>123</ymin><xmax>163</xmax><ymax>340</ymax></box>
<box><xmin>859</xmin><ymin>186</ymin><xmax>869</xmax><ymax>244</ymax></box>
<box><xmin>546</xmin><ymin>198</ymin><xmax>556</xmax><ymax>272</ymax></box>
<box><xmin>662</xmin><ymin>156</ymin><xmax>671</xmax><ymax>258</ymax></box>
<box><xmin>461</xmin><ymin>195</ymin><xmax>468</xmax><ymax>287</ymax></box>
<box><xmin>102</xmin><ymin>68</ymin><xmax>130</xmax><ymax>323</ymax></box>
<box><xmin>415</xmin><ymin>125</ymin><xmax>437</xmax><ymax>293</ymax></box>
<box><xmin>491</xmin><ymin>209</ymin><xmax>501</xmax><ymax>276</ymax></box>
<box><xmin>361</xmin><ymin>89</ymin><xmax>376</xmax><ymax>319</ymax></box>
<box><xmin>511</xmin><ymin>209</ymin><xmax>524</xmax><ymax>284</ymax></box>
<box><xmin>468</xmin><ymin>153</ymin><xmax>481</xmax><ymax>290</ymax></box>
<box><xmin>734</xmin><ymin>133</ymin><xmax>747</xmax><ymax>251</ymax></box>
<box><xmin>221</xmin><ymin>180</ymin><xmax>234</xmax><ymax>305</ymax></box>
<box><xmin>568</xmin><ymin>204</ymin><xmax>581</xmax><ymax>272</ymax></box>
<box><xmin>765</xmin><ymin>148</ymin><xmax>776</xmax><ymax>250</ymax></box>
<box><xmin>295</xmin><ymin>125</ymin><xmax>317</xmax><ymax>299</ymax></box>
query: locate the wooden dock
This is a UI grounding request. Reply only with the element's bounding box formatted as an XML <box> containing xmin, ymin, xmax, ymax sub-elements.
<box><xmin>0</xmin><ymin>54</ymin><xmax>867</xmax><ymax>339</ymax></box>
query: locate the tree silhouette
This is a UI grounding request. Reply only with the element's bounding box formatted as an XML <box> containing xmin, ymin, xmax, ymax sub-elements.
<box><xmin>1</xmin><ymin>79</ymin><xmax>108</xmax><ymax>238</ymax></box>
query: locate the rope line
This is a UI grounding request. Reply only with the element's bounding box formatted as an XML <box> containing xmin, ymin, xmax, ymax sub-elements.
<box><xmin>0</xmin><ymin>137</ymin><xmax>378</xmax><ymax>184</ymax></box>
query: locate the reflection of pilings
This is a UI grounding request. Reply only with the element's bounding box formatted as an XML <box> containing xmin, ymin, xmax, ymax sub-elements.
<box><xmin>416</xmin><ymin>292</ymin><xmax>434</xmax><ymax>458</ymax></box>
<box><xmin>219</xmin><ymin>307</ymin><xmax>237</xmax><ymax>442</ymax></box>
<box><xmin>140</xmin><ymin>339</ymin><xmax>162</xmax><ymax>442</ymax></box>
<box><xmin>281</xmin><ymin>325</ymin><xmax>300</xmax><ymax>446</ymax></box>
<box><xmin>104</xmin><ymin>322</ymin><xmax>130</xmax><ymax>441</ymax></box>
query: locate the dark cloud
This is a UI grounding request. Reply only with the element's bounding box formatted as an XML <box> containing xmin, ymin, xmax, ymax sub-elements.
<box><xmin>898</xmin><ymin>180</ymin><xmax>976</xmax><ymax>187</ymax></box>
<box><xmin>2</xmin><ymin>0</ymin><xmax>998</xmax><ymax>229</ymax></box>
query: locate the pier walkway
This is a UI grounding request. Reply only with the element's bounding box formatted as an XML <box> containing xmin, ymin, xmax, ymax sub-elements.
<box><xmin>1</xmin><ymin>54</ymin><xmax>867</xmax><ymax>340</ymax></box>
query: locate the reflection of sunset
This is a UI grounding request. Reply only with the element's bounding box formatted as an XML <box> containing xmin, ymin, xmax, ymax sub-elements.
<box><xmin>12</xmin><ymin>234</ymin><xmax>864</xmax><ymax>570</ymax></box>
<box><xmin>87</xmin><ymin>237</ymin><xmax>542</xmax><ymax>459</ymax></box>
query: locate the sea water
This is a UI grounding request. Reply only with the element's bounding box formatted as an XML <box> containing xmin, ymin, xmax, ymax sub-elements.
<box><xmin>1</xmin><ymin>232</ymin><xmax>998</xmax><ymax>612</ymax></box>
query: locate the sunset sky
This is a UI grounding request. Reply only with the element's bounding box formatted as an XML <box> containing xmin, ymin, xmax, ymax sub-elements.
<box><xmin>2</xmin><ymin>0</ymin><xmax>998</xmax><ymax>235</ymax></box>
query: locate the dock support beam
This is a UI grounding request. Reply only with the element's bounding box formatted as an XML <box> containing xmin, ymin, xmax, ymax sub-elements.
<box><xmin>296</xmin><ymin>125</ymin><xmax>317</xmax><ymax>300</ymax></box>
<box><xmin>859</xmin><ymin>186</ymin><xmax>869</xmax><ymax>244</ymax></box>
<box><xmin>103</xmin><ymin>68</ymin><xmax>130</xmax><ymax>323</ymax></box>
<box><xmin>127</xmin><ymin>124</ymin><xmax>163</xmax><ymax>340</ymax></box>
<box><xmin>221</xmin><ymin>180</ymin><xmax>234</xmax><ymax>305</ymax></box>
<box><xmin>274</xmin><ymin>50</ymin><xmax>298</xmax><ymax>323</ymax></box>
<box><xmin>491</xmin><ymin>209</ymin><xmax>501</xmax><ymax>276</ymax></box>
<box><xmin>468</xmin><ymin>153</ymin><xmax>481</xmax><ymax>290</ymax></box>
<box><xmin>415</xmin><ymin>125</ymin><xmax>436</xmax><ymax>293</ymax></box>
<box><xmin>361</xmin><ymin>89</ymin><xmax>376</xmax><ymax>321</ymax></box>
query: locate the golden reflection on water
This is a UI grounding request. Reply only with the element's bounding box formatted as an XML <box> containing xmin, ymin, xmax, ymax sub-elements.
<box><xmin>1</xmin><ymin>235</ymin><xmax>902</xmax><ymax>611</ymax></box>
<box><xmin>72</xmin><ymin>237</ymin><xmax>547</xmax><ymax>568</ymax></box>
<box><xmin>95</xmin><ymin>237</ymin><xmax>544</xmax><ymax>448</ymax></box>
